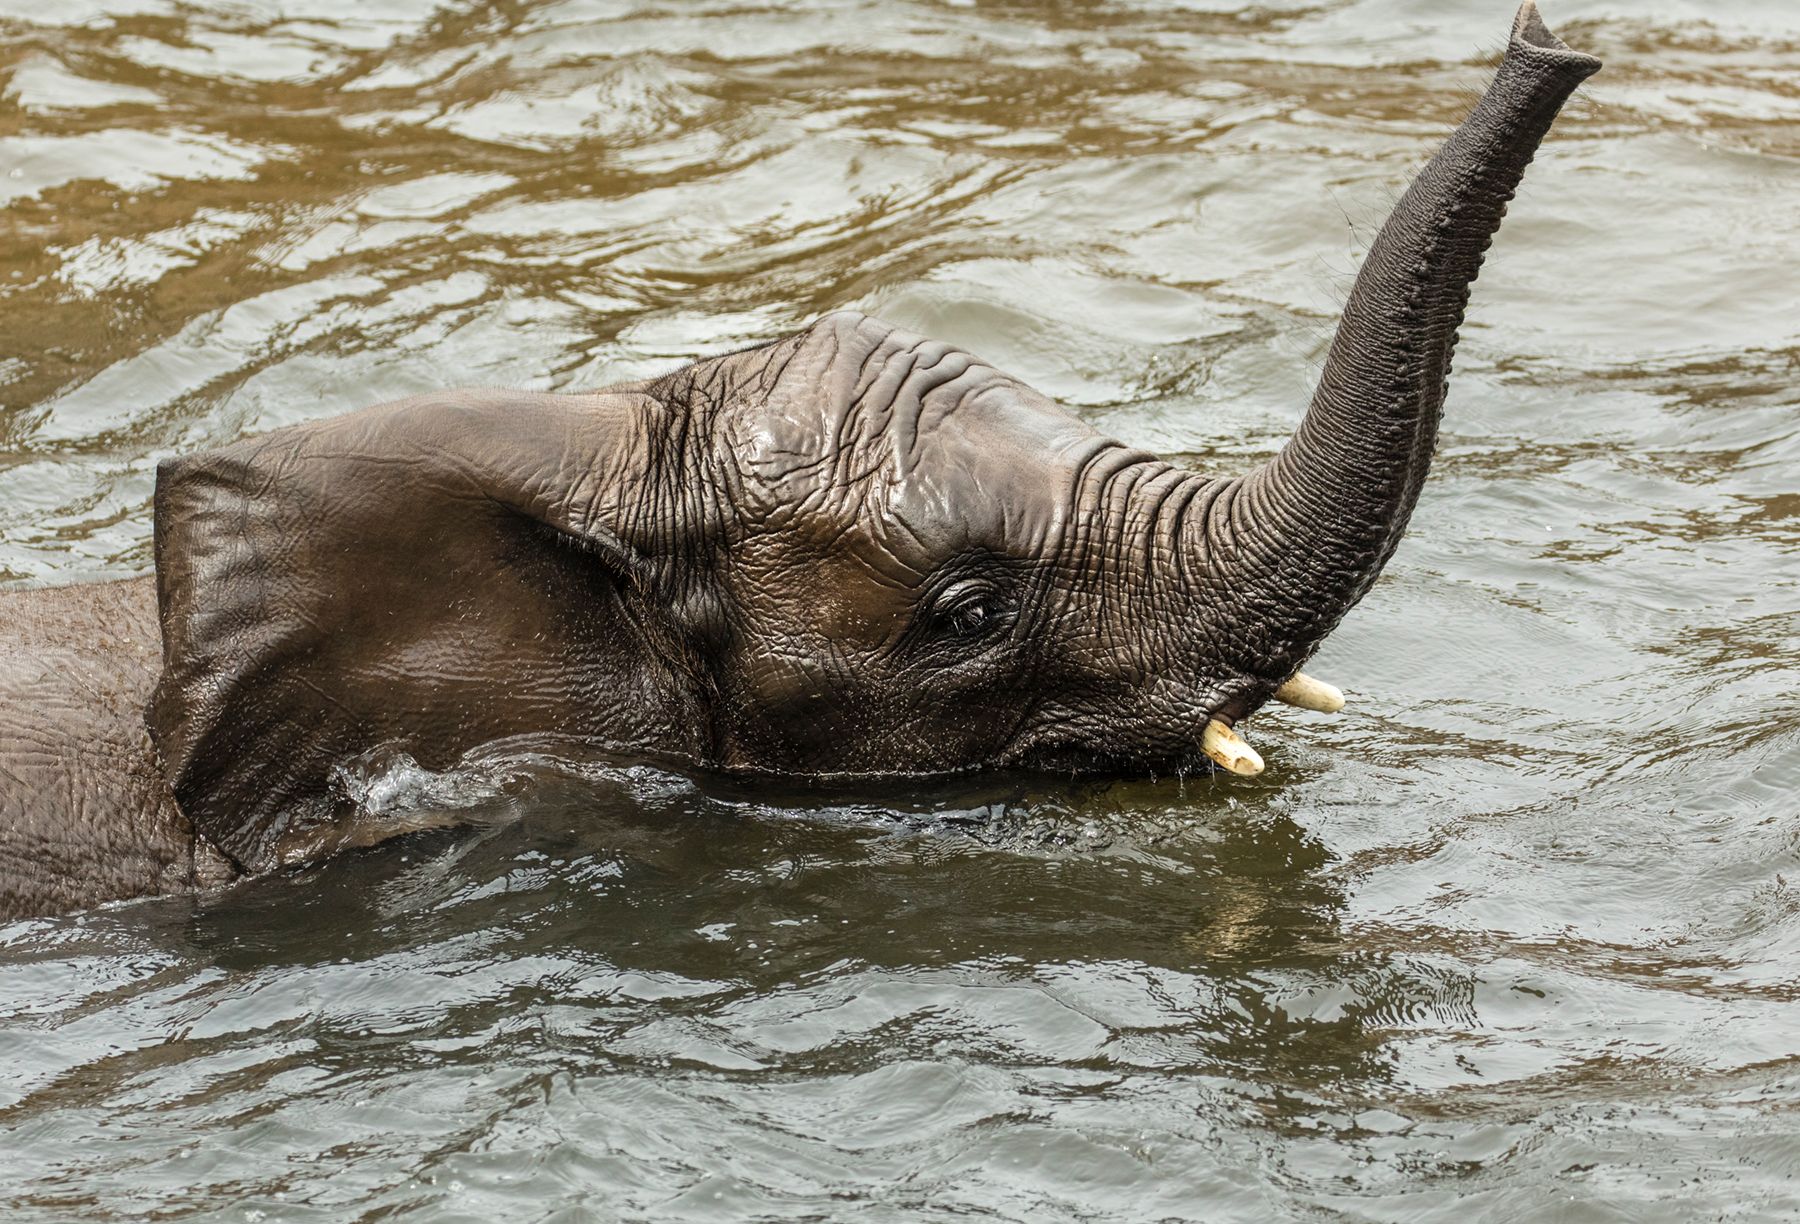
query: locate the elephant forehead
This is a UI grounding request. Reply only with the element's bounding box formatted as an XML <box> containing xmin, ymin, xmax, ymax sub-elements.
<box><xmin>879</xmin><ymin>415</ymin><xmax>1095</xmax><ymax>555</ymax></box>
<box><xmin>738</xmin><ymin>311</ymin><xmax>1102</xmax><ymax>529</ymax></box>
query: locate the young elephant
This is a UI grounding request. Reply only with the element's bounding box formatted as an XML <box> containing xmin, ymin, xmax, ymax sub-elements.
<box><xmin>0</xmin><ymin>5</ymin><xmax>1600</xmax><ymax>918</ymax></box>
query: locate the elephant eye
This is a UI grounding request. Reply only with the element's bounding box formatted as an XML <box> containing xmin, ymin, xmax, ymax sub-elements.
<box><xmin>932</xmin><ymin>581</ymin><xmax>1005</xmax><ymax>642</ymax></box>
<box><xmin>948</xmin><ymin>598</ymin><xmax>991</xmax><ymax>637</ymax></box>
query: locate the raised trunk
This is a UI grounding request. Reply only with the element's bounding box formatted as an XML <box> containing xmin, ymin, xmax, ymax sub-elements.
<box><xmin>1195</xmin><ymin>2</ymin><xmax>1599</xmax><ymax>720</ymax></box>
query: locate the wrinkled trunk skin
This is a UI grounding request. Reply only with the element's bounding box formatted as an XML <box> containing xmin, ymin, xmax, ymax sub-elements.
<box><xmin>1196</xmin><ymin>3</ymin><xmax>1601</xmax><ymax>721</ymax></box>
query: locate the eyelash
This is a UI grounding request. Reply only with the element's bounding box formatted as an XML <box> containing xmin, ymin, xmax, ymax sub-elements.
<box><xmin>944</xmin><ymin>595</ymin><xmax>992</xmax><ymax>637</ymax></box>
<box><xmin>933</xmin><ymin>583</ymin><xmax>1007</xmax><ymax>642</ymax></box>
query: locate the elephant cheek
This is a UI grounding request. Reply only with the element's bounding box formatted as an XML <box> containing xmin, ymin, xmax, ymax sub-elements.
<box><xmin>717</xmin><ymin>653</ymin><xmax>861</xmax><ymax>769</ymax></box>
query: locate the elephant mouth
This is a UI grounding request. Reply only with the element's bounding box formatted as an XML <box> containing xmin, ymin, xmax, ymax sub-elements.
<box><xmin>992</xmin><ymin>723</ymin><xmax>1230</xmax><ymax>781</ymax></box>
<box><xmin>1204</xmin><ymin>673</ymin><xmax>1348</xmax><ymax>777</ymax></box>
<box><xmin>999</xmin><ymin>668</ymin><xmax>1348</xmax><ymax>780</ymax></box>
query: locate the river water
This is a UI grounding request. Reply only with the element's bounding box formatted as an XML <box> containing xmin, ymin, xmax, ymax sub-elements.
<box><xmin>2</xmin><ymin>0</ymin><xmax>1797</xmax><ymax>1218</ymax></box>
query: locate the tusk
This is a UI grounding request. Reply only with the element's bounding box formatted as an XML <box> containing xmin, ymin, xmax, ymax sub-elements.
<box><xmin>1202</xmin><ymin>719</ymin><xmax>1264</xmax><ymax>777</ymax></box>
<box><xmin>1273</xmin><ymin>672</ymin><xmax>1345</xmax><ymax>714</ymax></box>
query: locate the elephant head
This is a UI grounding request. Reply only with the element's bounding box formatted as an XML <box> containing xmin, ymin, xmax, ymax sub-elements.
<box><xmin>148</xmin><ymin>4</ymin><xmax>1600</xmax><ymax>873</ymax></box>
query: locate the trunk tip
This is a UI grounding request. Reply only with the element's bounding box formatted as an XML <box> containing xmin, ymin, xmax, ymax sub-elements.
<box><xmin>1511</xmin><ymin>2</ymin><xmax>1603</xmax><ymax>77</ymax></box>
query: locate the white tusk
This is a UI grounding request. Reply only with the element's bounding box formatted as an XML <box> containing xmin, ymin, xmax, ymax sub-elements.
<box><xmin>1202</xmin><ymin>719</ymin><xmax>1264</xmax><ymax>777</ymax></box>
<box><xmin>1273</xmin><ymin>672</ymin><xmax>1345</xmax><ymax>714</ymax></box>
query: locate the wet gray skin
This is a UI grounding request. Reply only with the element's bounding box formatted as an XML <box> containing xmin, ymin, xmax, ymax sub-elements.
<box><xmin>2</xmin><ymin>0</ymin><xmax>1798</xmax><ymax>1220</ymax></box>
<box><xmin>2</xmin><ymin>5</ymin><xmax>1596</xmax><ymax>910</ymax></box>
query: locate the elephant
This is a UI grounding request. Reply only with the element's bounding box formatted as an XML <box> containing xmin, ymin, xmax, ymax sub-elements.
<box><xmin>0</xmin><ymin>5</ymin><xmax>1600</xmax><ymax>919</ymax></box>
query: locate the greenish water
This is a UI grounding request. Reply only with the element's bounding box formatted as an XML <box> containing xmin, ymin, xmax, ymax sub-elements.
<box><xmin>2</xmin><ymin>0</ymin><xmax>1798</xmax><ymax>1218</ymax></box>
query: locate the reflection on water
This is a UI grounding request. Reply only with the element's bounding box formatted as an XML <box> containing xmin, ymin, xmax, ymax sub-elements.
<box><xmin>2</xmin><ymin>0</ymin><xmax>1799</xmax><ymax>1218</ymax></box>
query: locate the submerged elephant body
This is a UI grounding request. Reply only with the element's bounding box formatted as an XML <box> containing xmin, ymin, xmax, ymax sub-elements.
<box><xmin>0</xmin><ymin>579</ymin><xmax>235</xmax><ymax>914</ymax></box>
<box><xmin>0</xmin><ymin>6</ymin><xmax>1601</xmax><ymax>918</ymax></box>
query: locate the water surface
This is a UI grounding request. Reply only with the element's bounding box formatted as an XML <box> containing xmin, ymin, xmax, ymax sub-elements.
<box><xmin>2</xmin><ymin>0</ymin><xmax>1798</xmax><ymax>1218</ymax></box>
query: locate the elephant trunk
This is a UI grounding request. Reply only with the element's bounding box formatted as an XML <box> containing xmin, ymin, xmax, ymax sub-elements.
<box><xmin>1193</xmin><ymin>2</ymin><xmax>1599</xmax><ymax>722</ymax></box>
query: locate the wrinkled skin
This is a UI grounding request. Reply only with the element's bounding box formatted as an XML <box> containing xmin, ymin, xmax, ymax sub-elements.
<box><xmin>0</xmin><ymin>6</ymin><xmax>1601</xmax><ymax>917</ymax></box>
<box><xmin>0</xmin><ymin>581</ymin><xmax>235</xmax><ymax>916</ymax></box>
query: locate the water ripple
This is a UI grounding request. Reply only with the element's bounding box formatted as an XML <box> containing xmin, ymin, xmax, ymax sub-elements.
<box><xmin>3</xmin><ymin>0</ymin><xmax>1800</xmax><ymax>1218</ymax></box>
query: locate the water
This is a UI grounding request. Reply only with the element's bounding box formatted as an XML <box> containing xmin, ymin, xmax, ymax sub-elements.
<box><xmin>2</xmin><ymin>0</ymin><xmax>1798</xmax><ymax>1217</ymax></box>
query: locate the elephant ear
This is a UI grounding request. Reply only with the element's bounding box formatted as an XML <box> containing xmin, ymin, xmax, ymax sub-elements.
<box><xmin>148</xmin><ymin>387</ymin><xmax>698</xmax><ymax>874</ymax></box>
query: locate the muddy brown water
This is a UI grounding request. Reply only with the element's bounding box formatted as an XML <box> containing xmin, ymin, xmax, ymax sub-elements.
<box><xmin>2</xmin><ymin>0</ymin><xmax>1798</xmax><ymax>1219</ymax></box>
